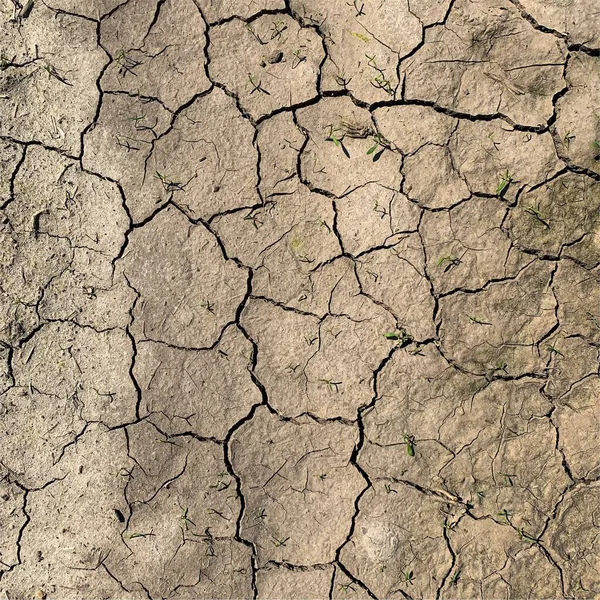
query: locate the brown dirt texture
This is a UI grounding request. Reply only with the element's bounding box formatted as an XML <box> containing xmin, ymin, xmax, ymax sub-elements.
<box><xmin>1</xmin><ymin>0</ymin><xmax>600</xmax><ymax>598</ymax></box>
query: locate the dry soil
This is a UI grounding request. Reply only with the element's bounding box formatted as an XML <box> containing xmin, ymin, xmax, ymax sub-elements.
<box><xmin>1</xmin><ymin>0</ymin><xmax>600</xmax><ymax>598</ymax></box>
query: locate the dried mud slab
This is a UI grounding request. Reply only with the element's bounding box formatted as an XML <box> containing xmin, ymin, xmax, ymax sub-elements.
<box><xmin>134</xmin><ymin>325</ymin><xmax>261</xmax><ymax>438</ymax></box>
<box><xmin>553</xmin><ymin>259</ymin><xmax>600</xmax><ymax>344</ymax></box>
<box><xmin>0</xmin><ymin>426</ymin><xmax>140</xmax><ymax>600</ymax></box>
<box><xmin>421</xmin><ymin>196</ymin><xmax>531</xmax><ymax>295</ymax></box>
<box><xmin>438</xmin><ymin>260</ymin><xmax>557</xmax><ymax>376</ymax></box>
<box><xmin>231</xmin><ymin>406</ymin><xmax>364</xmax><ymax>566</ymax></box>
<box><xmin>289</xmin><ymin>0</ymin><xmax>422</xmax><ymax>104</ymax></box>
<box><xmin>101</xmin><ymin>0</ymin><xmax>211</xmax><ymax>111</ymax></box>
<box><xmin>507</xmin><ymin>172</ymin><xmax>600</xmax><ymax>264</ymax></box>
<box><xmin>440</xmin><ymin>517</ymin><xmax>562</xmax><ymax>599</ymax></box>
<box><xmin>554</xmin><ymin>377</ymin><xmax>600</xmax><ymax>480</ymax></box>
<box><xmin>355</xmin><ymin>234</ymin><xmax>436</xmax><ymax>340</ymax></box>
<box><xmin>256</xmin><ymin>566</ymin><xmax>333</xmax><ymax>600</ymax></box>
<box><xmin>361</xmin><ymin>349</ymin><xmax>569</xmax><ymax>535</ymax></box>
<box><xmin>297</xmin><ymin>97</ymin><xmax>402</xmax><ymax>197</ymax></box>
<box><xmin>518</xmin><ymin>0</ymin><xmax>600</xmax><ymax>49</ymax></box>
<box><xmin>403</xmin><ymin>0</ymin><xmax>567</xmax><ymax>127</ymax></box>
<box><xmin>120</xmin><ymin>205</ymin><xmax>248</xmax><ymax>348</ymax></box>
<box><xmin>212</xmin><ymin>184</ymin><xmax>341</xmax><ymax>313</ymax></box>
<box><xmin>554</xmin><ymin>53</ymin><xmax>600</xmax><ymax>176</ymax></box>
<box><xmin>1</xmin><ymin>145</ymin><xmax>130</xmax><ymax>344</ymax></box>
<box><xmin>209</xmin><ymin>14</ymin><xmax>324</xmax><ymax>120</ymax></box>
<box><xmin>105</xmin><ymin>421</ymin><xmax>252</xmax><ymax>599</ymax></box>
<box><xmin>544</xmin><ymin>483</ymin><xmax>600</xmax><ymax>597</ymax></box>
<box><xmin>339</xmin><ymin>483</ymin><xmax>452</xmax><ymax>599</ymax></box>
<box><xmin>241</xmin><ymin>282</ymin><xmax>395</xmax><ymax>419</ymax></box>
<box><xmin>335</xmin><ymin>184</ymin><xmax>421</xmax><ymax>256</ymax></box>
<box><xmin>0</xmin><ymin>3</ymin><xmax>106</xmax><ymax>155</ymax></box>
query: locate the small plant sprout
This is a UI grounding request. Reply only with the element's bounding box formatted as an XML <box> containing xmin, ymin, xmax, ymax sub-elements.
<box><xmin>524</xmin><ymin>204</ymin><xmax>550</xmax><ymax>228</ymax></box>
<box><xmin>367</xmin><ymin>132</ymin><xmax>389</xmax><ymax>161</ymax></box>
<box><xmin>291</xmin><ymin>49</ymin><xmax>306</xmax><ymax>69</ymax></box>
<box><xmin>437</xmin><ymin>254</ymin><xmax>461</xmax><ymax>272</ymax></box>
<box><xmin>519</xmin><ymin>528</ymin><xmax>537</xmax><ymax>544</ymax></box>
<box><xmin>270</xmin><ymin>20</ymin><xmax>288</xmax><ymax>40</ymax></box>
<box><xmin>467</xmin><ymin>315</ymin><xmax>492</xmax><ymax>325</ymax></box>
<box><xmin>256</xmin><ymin>508</ymin><xmax>267</xmax><ymax>520</ymax></box>
<box><xmin>366</xmin><ymin>54</ymin><xmax>393</xmax><ymax>95</ymax></box>
<box><xmin>450</xmin><ymin>569</ymin><xmax>462</xmax><ymax>586</ymax></box>
<box><xmin>115</xmin><ymin>49</ymin><xmax>142</xmax><ymax>77</ymax></box>
<box><xmin>319</xmin><ymin>473</ymin><xmax>327</xmax><ymax>480</ymax></box>
<box><xmin>320</xmin><ymin>378</ymin><xmax>342</xmax><ymax>393</ymax></box>
<box><xmin>587</xmin><ymin>311</ymin><xmax>600</xmax><ymax>330</ymax></box>
<box><xmin>403</xmin><ymin>434</ymin><xmax>416</xmax><ymax>457</ymax></box>
<box><xmin>402</xmin><ymin>569</ymin><xmax>415</xmax><ymax>585</ymax></box>
<box><xmin>338</xmin><ymin>582</ymin><xmax>357</xmax><ymax>593</ymax></box>
<box><xmin>384</xmin><ymin>329</ymin><xmax>412</xmax><ymax>347</ymax></box>
<box><xmin>547</xmin><ymin>344</ymin><xmax>564</xmax><ymax>357</ymax></box>
<box><xmin>496</xmin><ymin>508</ymin><xmax>512</xmax><ymax>524</ymax></box>
<box><xmin>305</xmin><ymin>334</ymin><xmax>318</xmax><ymax>346</ymax></box>
<box><xmin>496</xmin><ymin>170</ymin><xmax>513</xmax><ymax>196</ymax></box>
<box><xmin>243</xmin><ymin>212</ymin><xmax>263</xmax><ymax>229</ymax></box>
<box><xmin>347</xmin><ymin>0</ymin><xmax>366</xmax><ymax>16</ymax></box>
<box><xmin>180</xmin><ymin>507</ymin><xmax>195</xmax><ymax>531</ymax></box>
<box><xmin>129</xmin><ymin>531</ymin><xmax>156</xmax><ymax>539</ymax></box>
<box><xmin>335</xmin><ymin>70</ymin><xmax>352</xmax><ymax>88</ymax></box>
<box><xmin>563</xmin><ymin>130</ymin><xmax>576</xmax><ymax>148</ymax></box>
<box><xmin>246</xmin><ymin>24</ymin><xmax>266</xmax><ymax>45</ymax></box>
<box><xmin>384</xmin><ymin>483</ymin><xmax>397</xmax><ymax>494</ymax></box>
<box><xmin>373</xmin><ymin>200</ymin><xmax>389</xmax><ymax>218</ymax></box>
<box><xmin>325</xmin><ymin>123</ymin><xmax>350</xmax><ymax>158</ymax></box>
<box><xmin>248</xmin><ymin>73</ymin><xmax>270</xmax><ymax>95</ymax></box>
<box><xmin>271</xmin><ymin>535</ymin><xmax>290</xmax><ymax>547</ymax></box>
<box><xmin>43</xmin><ymin>63</ymin><xmax>72</xmax><ymax>86</ymax></box>
<box><xmin>200</xmin><ymin>299</ymin><xmax>215</xmax><ymax>314</ymax></box>
<box><xmin>154</xmin><ymin>171</ymin><xmax>187</xmax><ymax>193</ymax></box>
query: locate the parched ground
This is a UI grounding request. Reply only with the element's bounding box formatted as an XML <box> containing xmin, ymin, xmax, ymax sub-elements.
<box><xmin>1</xmin><ymin>0</ymin><xmax>600</xmax><ymax>598</ymax></box>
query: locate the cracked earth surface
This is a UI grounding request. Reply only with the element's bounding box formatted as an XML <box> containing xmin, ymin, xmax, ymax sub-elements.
<box><xmin>1</xmin><ymin>0</ymin><xmax>600</xmax><ymax>598</ymax></box>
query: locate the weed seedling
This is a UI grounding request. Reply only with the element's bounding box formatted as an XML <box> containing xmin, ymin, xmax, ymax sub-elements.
<box><xmin>403</xmin><ymin>434</ymin><xmax>415</xmax><ymax>457</ymax></box>
<box><xmin>563</xmin><ymin>130</ymin><xmax>575</xmax><ymax>148</ymax></box>
<box><xmin>246</xmin><ymin>24</ymin><xmax>266</xmax><ymax>45</ymax></box>
<box><xmin>519</xmin><ymin>528</ymin><xmax>537</xmax><ymax>543</ymax></box>
<box><xmin>338</xmin><ymin>582</ymin><xmax>357</xmax><ymax>593</ymax></box>
<box><xmin>467</xmin><ymin>315</ymin><xmax>492</xmax><ymax>325</ymax></box>
<box><xmin>367</xmin><ymin>132</ymin><xmax>389</xmax><ymax>161</ymax></box>
<box><xmin>524</xmin><ymin>204</ymin><xmax>550</xmax><ymax>228</ymax></box>
<box><xmin>366</xmin><ymin>54</ymin><xmax>393</xmax><ymax>95</ymax></box>
<box><xmin>180</xmin><ymin>507</ymin><xmax>196</xmax><ymax>531</ymax></box>
<box><xmin>270</xmin><ymin>21</ymin><xmax>288</xmax><ymax>40</ymax></box>
<box><xmin>384</xmin><ymin>483</ymin><xmax>397</xmax><ymax>494</ymax></box>
<box><xmin>200</xmin><ymin>299</ymin><xmax>215</xmax><ymax>314</ymax></box>
<box><xmin>496</xmin><ymin>508</ymin><xmax>512</xmax><ymax>524</ymax></box>
<box><xmin>437</xmin><ymin>254</ymin><xmax>461</xmax><ymax>273</ymax></box>
<box><xmin>248</xmin><ymin>73</ymin><xmax>270</xmax><ymax>95</ymax></box>
<box><xmin>129</xmin><ymin>531</ymin><xmax>155</xmax><ymax>539</ymax></box>
<box><xmin>347</xmin><ymin>0</ymin><xmax>366</xmax><ymax>16</ymax></box>
<box><xmin>586</xmin><ymin>311</ymin><xmax>600</xmax><ymax>330</ymax></box>
<box><xmin>115</xmin><ymin>49</ymin><xmax>142</xmax><ymax>77</ymax></box>
<box><xmin>325</xmin><ymin>123</ymin><xmax>350</xmax><ymax>158</ymax></box>
<box><xmin>155</xmin><ymin>171</ymin><xmax>185</xmax><ymax>193</ymax></box>
<box><xmin>271</xmin><ymin>535</ymin><xmax>289</xmax><ymax>547</ymax></box>
<box><xmin>496</xmin><ymin>170</ymin><xmax>513</xmax><ymax>196</ymax></box>
<box><xmin>43</xmin><ymin>63</ymin><xmax>72</xmax><ymax>86</ymax></box>
<box><xmin>291</xmin><ymin>49</ymin><xmax>306</xmax><ymax>69</ymax></box>
<box><xmin>450</xmin><ymin>569</ymin><xmax>461</xmax><ymax>586</ymax></box>
<box><xmin>547</xmin><ymin>344</ymin><xmax>564</xmax><ymax>357</ymax></box>
<box><xmin>320</xmin><ymin>378</ymin><xmax>342</xmax><ymax>393</ymax></box>
<box><xmin>401</xmin><ymin>570</ymin><xmax>415</xmax><ymax>585</ymax></box>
